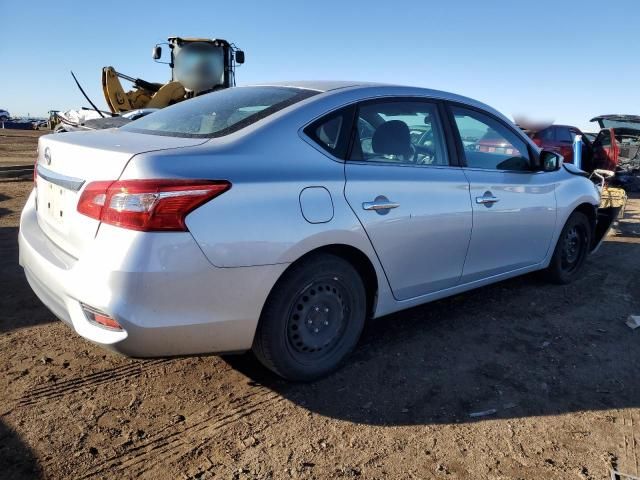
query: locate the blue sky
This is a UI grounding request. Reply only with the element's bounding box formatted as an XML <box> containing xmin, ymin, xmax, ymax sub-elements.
<box><xmin>2</xmin><ymin>0</ymin><xmax>638</xmax><ymax>131</ymax></box>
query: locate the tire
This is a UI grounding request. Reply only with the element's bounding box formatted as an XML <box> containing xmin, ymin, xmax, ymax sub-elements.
<box><xmin>545</xmin><ymin>211</ymin><xmax>592</xmax><ymax>284</ymax></box>
<box><xmin>253</xmin><ymin>254</ymin><xmax>366</xmax><ymax>381</ymax></box>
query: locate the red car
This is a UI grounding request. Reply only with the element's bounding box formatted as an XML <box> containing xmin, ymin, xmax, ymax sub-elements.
<box><xmin>526</xmin><ymin>124</ymin><xmax>592</xmax><ymax>166</ymax></box>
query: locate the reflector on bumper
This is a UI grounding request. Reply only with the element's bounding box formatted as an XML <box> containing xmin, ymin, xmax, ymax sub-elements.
<box><xmin>80</xmin><ymin>303</ymin><xmax>122</xmax><ymax>331</ymax></box>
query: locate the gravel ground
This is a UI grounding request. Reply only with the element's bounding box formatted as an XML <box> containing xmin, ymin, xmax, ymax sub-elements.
<box><xmin>1</xmin><ymin>145</ymin><xmax>640</xmax><ymax>479</ymax></box>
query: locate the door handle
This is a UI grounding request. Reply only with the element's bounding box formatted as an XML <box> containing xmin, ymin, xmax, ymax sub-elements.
<box><xmin>476</xmin><ymin>195</ymin><xmax>500</xmax><ymax>205</ymax></box>
<box><xmin>362</xmin><ymin>198</ymin><xmax>400</xmax><ymax>211</ymax></box>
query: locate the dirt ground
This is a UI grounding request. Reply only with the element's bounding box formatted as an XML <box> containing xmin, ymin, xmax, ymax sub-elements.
<box><xmin>1</xmin><ymin>139</ymin><xmax>640</xmax><ymax>479</ymax></box>
<box><xmin>0</xmin><ymin>130</ymin><xmax>46</xmax><ymax>166</ymax></box>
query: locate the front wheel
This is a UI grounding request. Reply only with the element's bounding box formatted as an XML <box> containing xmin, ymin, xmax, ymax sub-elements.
<box><xmin>253</xmin><ymin>254</ymin><xmax>366</xmax><ymax>381</ymax></box>
<box><xmin>545</xmin><ymin>211</ymin><xmax>592</xmax><ymax>284</ymax></box>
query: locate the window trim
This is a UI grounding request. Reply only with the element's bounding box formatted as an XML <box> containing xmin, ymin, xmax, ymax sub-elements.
<box><xmin>443</xmin><ymin>101</ymin><xmax>541</xmax><ymax>173</ymax></box>
<box><xmin>344</xmin><ymin>96</ymin><xmax>458</xmax><ymax>169</ymax></box>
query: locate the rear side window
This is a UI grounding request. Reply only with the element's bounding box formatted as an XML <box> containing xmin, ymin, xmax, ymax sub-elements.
<box><xmin>122</xmin><ymin>86</ymin><xmax>318</xmax><ymax>138</ymax></box>
<box><xmin>451</xmin><ymin>106</ymin><xmax>530</xmax><ymax>171</ymax></box>
<box><xmin>304</xmin><ymin>106</ymin><xmax>354</xmax><ymax>159</ymax></box>
<box><xmin>556</xmin><ymin>127</ymin><xmax>573</xmax><ymax>143</ymax></box>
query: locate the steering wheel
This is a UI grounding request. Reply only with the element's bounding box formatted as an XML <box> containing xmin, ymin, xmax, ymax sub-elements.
<box><xmin>408</xmin><ymin>144</ymin><xmax>438</xmax><ymax>165</ymax></box>
<box><xmin>404</xmin><ymin>144</ymin><xmax>419</xmax><ymax>163</ymax></box>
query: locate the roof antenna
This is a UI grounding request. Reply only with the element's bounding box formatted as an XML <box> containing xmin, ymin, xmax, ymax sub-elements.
<box><xmin>70</xmin><ymin>71</ymin><xmax>105</xmax><ymax>118</ymax></box>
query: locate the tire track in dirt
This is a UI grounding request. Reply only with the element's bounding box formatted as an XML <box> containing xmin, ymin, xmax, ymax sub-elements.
<box><xmin>14</xmin><ymin>359</ymin><xmax>174</xmax><ymax>408</ymax></box>
<box><xmin>134</xmin><ymin>397</ymin><xmax>284</xmax><ymax>478</ymax></box>
<box><xmin>79</xmin><ymin>388</ymin><xmax>283</xmax><ymax>479</ymax></box>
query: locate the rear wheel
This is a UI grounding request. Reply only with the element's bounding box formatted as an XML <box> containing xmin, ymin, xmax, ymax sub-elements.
<box><xmin>545</xmin><ymin>211</ymin><xmax>592</xmax><ymax>284</ymax></box>
<box><xmin>253</xmin><ymin>254</ymin><xmax>366</xmax><ymax>381</ymax></box>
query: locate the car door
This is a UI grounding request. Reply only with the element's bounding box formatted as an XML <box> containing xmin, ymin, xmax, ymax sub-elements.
<box><xmin>592</xmin><ymin>128</ymin><xmax>620</xmax><ymax>171</ymax></box>
<box><xmin>343</xmin><ymin>98</ymin><xmax>472</xmax><ymax>301</ymax></box>
<box><xmin>448</xmin><ymin>104</ymin><xmax>557</xmax><ymax>283</ymax></box>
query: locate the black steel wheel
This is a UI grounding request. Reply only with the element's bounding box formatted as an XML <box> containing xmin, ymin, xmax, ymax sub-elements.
<box><xmin>546</xmin><ymin>211</ymin><xmax>592</xmax><ymax>284</ymax></box>
<box><xmin>286</xmin><ymin>278</ymin><xmax>351</xmax><ymax>359</ymax></box>
<box><xmin>253</xmin><ymin>254</ymin><xmax>366</xmax><ymax>381</ymax></box>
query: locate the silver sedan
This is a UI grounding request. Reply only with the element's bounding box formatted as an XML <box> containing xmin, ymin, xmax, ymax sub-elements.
<box><xmin>19</xmin><ymin>81</ymin><xmax>611</xmax><ymax>380</ymax></box>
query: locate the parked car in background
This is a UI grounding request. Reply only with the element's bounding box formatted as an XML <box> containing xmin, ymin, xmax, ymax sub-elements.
<box><xmin>526</xmin><ymin>124</ymin><xmax>593</xmax><ymax>168</ymax></box>
<box><xmin>20</xmin><ymin>82</ymin><xmax>612</xmax><ymax>381</ymax></box>
<box><xmin>0</xmin><ymin>109</ymin><xmax>10</xmax><ymax>121</ymax></box>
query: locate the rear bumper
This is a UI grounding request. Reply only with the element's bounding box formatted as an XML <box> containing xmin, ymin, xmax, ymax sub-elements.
<box><xmin>18</xmin><ymin>191</ymin><xmax>288</xmax><ymax>357</ymax></box>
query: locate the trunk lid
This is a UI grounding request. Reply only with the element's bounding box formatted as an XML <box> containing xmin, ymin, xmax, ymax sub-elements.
<box><xmin>35</xmin><ymin>129</ymin><xmax>207</xmax><ymax>258</ymax></box>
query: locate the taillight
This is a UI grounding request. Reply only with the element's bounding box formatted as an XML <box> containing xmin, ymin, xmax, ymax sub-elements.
<box><xmin>77</xmin><ymin>179</ymin><xmax>231</xmax><ymax>231</ymax></box>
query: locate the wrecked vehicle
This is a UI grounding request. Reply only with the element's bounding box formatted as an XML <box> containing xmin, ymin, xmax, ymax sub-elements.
<box><xmin>55</xmin><ymin>108</ymin><xmax>157</xmax><ymax>133</ymax></box>
<box><xmin>524</xmin><ymin>117</ymin><xmax>639</xmax><ymax>194</ymax></box>
<box><xmin>590</xmin><ymin>115</ymin><xmax>640</xmax><ymax>191</ymax></box>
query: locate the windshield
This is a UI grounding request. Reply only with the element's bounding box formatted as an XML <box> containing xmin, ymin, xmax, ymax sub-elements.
<box><xmin>121</xmin><ymin>86</ymin><xmax>318</xmax><ymax>138</ymax></box>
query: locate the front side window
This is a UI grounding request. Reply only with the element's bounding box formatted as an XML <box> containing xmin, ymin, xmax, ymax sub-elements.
<box><xmin>349</xmin><ymin>101</ymin><xmax>449</xmax><ymax>166</ymax></box>
<box><xmin>452</xmin><ymin>106</ymin><xmax>530</xmax><ymax>171</ymax></box>
<box><xmin>122</xmin><ymin>86</ymin><xmax>318</xmax><ymax>138</ymax></box>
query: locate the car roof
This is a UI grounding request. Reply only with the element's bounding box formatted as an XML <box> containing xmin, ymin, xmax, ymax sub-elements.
<box><xmin>248</xmin><ymin>80</ymin><xmax>386</xmax><ymax>92</ymax></box>
<box><xmin>247</xmin><ymin>81</ymin><xmax>508</xmax><ymax>121</ymax></box>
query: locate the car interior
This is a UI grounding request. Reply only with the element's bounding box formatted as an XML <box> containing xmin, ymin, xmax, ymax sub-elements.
<box><xmin>351</xmin><ymin>103</ymin><xmax>448</xmax><ymax>166</ymax></box>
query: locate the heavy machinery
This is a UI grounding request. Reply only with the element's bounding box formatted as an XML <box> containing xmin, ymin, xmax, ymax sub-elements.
<box><xmin>46</xmin><ymin>110</ymin><xmax>61</xmax><ymax>130</ymax></box>
<box><xmin>102</xmin><ymin>36</ymin><xmax>244</xmax><ymax>114</ymax></box>
<box><xmin>56</xmin><ymin>36</ymin><xmax>244</xmax><ymax>131</ymax></box>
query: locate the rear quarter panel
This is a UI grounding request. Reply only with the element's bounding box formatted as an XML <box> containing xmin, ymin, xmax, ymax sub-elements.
<box><xmin>120</xmin><ymin>112</ymin><xmax>393</xmax><ymax>313</ymax></box>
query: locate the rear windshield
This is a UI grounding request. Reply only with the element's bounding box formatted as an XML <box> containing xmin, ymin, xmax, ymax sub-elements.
<box><xmin>598</xmin><ymin>119</ymin><xmax>640</xmax><ymax>131</ymax></box>
<box><xmin>121</xmin><ymin>86</ymin><xmax>318</xmax><ymax>138</ymax></box>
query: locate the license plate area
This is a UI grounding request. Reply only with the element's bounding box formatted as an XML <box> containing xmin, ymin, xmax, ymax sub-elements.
<box><xmin>38</xmin><ymin>179</ymin><xmax>69</xmax><ymax>227</ymax></box>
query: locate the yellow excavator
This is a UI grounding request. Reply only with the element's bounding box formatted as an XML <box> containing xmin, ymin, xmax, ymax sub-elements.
<box><xmin>56</xmin><ymin>36</ymin><xmax>245</xmax><ymax>131</ymax></box>
<box><xmin>102</xmin><ymin>36</ymin><xmax>245</xmax><ymax>114</ymax></box>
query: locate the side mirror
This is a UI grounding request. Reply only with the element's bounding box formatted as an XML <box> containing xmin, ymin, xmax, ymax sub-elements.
<box><xmin>152</xmin><ymin>45</ymin><xmax>162</xmax><ymax>60</ymax></box>
<box><xmin>540</xmin><ymin>150</ymin><xmax>562</xmax><ymax>172</ymax></box>
<box><xmin>235</xmin><ymin>50</ymin><xmax>245</xmax><ymax>64</ymax></box>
